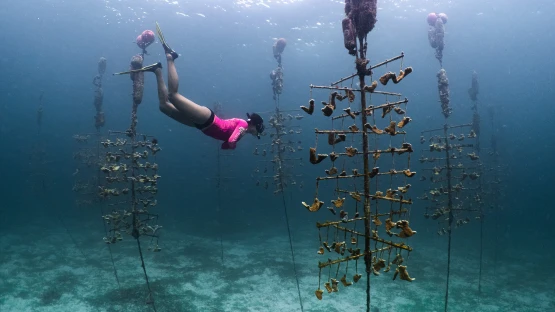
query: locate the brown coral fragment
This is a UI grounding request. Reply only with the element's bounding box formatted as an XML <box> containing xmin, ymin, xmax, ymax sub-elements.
<box><xmin>345</xmin><ymin>146</ymin><xmax>358</xmax><ymax>157</ymax></box>
<box><xmin>343</xmin><ymin>107</ymin><xmax>357</xmax><ymax>119</ymax></box>
<box><xmin>329</xmin><ymin>152</ymin><xmax>339</xmax><ymax>162</ymax></box>
<box><xmin>395</xmin><ymin>220</ymin><xmax>417</xmax><ymax>238</ymax></box>
<box><xmin>315</xmin><ymin>289</ymin><xmax>323</xmax><ymax>300</ymax></box>
<box><xmin>394</xmin><ymin>265</ymin><xmax>415</xmax><ymax>282</ymax></box>
<box><xmin>301</xmin><ymin>99</ymin><xmax>315</xmax><ymax>115</ymax></box>
<box><xmin>333</xmin><ymin>241</ymin><xmax>345</xmax><ymax>254</ymax></box>
<box><xmin>379</xmin><ymin>67</ymin><xmax>413</xmax><ymax>85</ymax></box>
<box><xmin>394</xmin><ymin>106</ymin><xmax>406</xmax><ymax>115</ymax></box>
<box><xmin>399</xmin><ymin>143</ymin><xmax>413</xmax><ymax>154</ymax></box>
<box><xmin>330</xmin><ymin>92</ymin><xmax>337</xmax><ymax>108</ymax></box>
<box><xmin>385</xmin><ymin>218</ymin><xmax>396</xmax><ymax>231</ymax></box>
<box><xmin>402</xmin><ymin>67</ymin><xmax>413</xmax><ymax>78</ymax></box>
<box><xmin>324</xmin><ymin>282</ymin><xmax>333</xmax><ymax>293</ymax></box>
<box><xmin>349</xmin><ymin>124</ymin><xmax>359</xmax><ymax>132</ymax></box>
<box><xmin>335</xmin><ymin>93</ymin><xmax>347</xmax><ymax>101</ymax></box>
<box><xmin>373</xmin><ymin>258</ymin><xmax>386</xmax><ymax>275</ymax></box>
<box><xmin>302</xmin><ymin>197</ymin><xmax>324</xmax><ymax>212</ymax></box>
<box><xmin>331</xmin><ymin>278</ymin><xmax>339</xmax><ymax>292</ymax></box>
<box><xmin>309</xmin><ymin>147</ymin><xmax>328</xmax><ymax>164</ymax></box>
<box><xmin>382</xmin><ymin>105</ymin><xmax>393</xmax><ymax>118</ymax></box>
<box><xmin>340</xmin><ymin>275</ymin><xmax>353</xmax><ymax>287</ymax></box>
<box><xmin>336</xmin><ymin>134</ymin><xmax>346</xmax><ymax>144</ymax></box>
<box><xmin>349</xmin><ymin>192</ymin><xmax>362</xmax><ymax>202</ymax></box>
<box><xmin>325</xmin><ymin>167</ymin><xmax>338</xmax><ymax>175</ymax></box>
<box><xmin>339</xmin><ymin>210</ymin><xmax>348</xmax><ymax>221</ymax></box>
<box><xmin>346</xmin><ymin>89</ymin><xmax>355</xmax><ymax>102</ymax></box>
<box><xmin>379</xmin><ymin>72</ymin><xmax>396</xmax><ymax>85</ymax></box>
<box><xmin>392</xmin><ymin>254</ymin><xmax>404</xmax><ymax>265</ymax></box>
<box><xmin>327</xmin><ymin>133</ymin><xmax>335</xmax><ymax>145</ymax></box>
<box><xmin>328</xmin><ymin>133</ymin><xmax>346</xmax><ymax>145</ymax></box>
<box><xmin>403</xmin><ymin>169</ymin><xmax>416</xmax><ymax>177</ymax></box>
<box><xmin>398</xmin><ymin>184</ymin><xmax>411</xmax><ymax>193</ymax></box>
<box><xmin>353</xmin><ymin>273</ymin><xmax>362</xmax><ymax>283</ymax></box>
<box><xmin>397</xmin><ymin>116</ymin><xmax>412</xmax><ymax>128</ymax></box>
<box><xmin>393</xmin><ymin>67</ymin><xmax>413</xmax><ymax>83</ymax></box>
<box><xmin>365</xmin><ymin>106</ymin><xmax>373</xmax><ymax>116</ymax></box>
<box><xmin>363</xmin><ymin>80</ymin><xmax>378</xmax><ymax>93</ymax></box>
<box><xmin>384</xmin><ymin>121</ymin><xmax>397</xmax><ymax>136</ymax></box>
<box><xmin>365</xmin><ymin>123</ymin><xmax>384</xmax><ymax>134</ymax></box>
<box><xmin>322</xmin><ymin>103</ymin><xmax>334</xmax><ymax>117</ymax></box>
<box><xmin>321</xmin><ymin>93</ymin><xmax>337</xmax><ymax>116</ymax></box>
<box><xmin>385</xmin><ymin>189</ymin><xmax>398</xmax><ymax>199</ymax></box>
<box><xmin>372</xmin><ymin>125</ymin><xmax>385</xmax><ymax>135</ymax></box>
<box><xmin>468</xmin><ymin>152</ymin><xmax>480</xmax><ymax>160</ymax></box>
<box><xmin>331</xmin><ymin>197</ymin><xmax>345</xmax><ymax>208</ymax></box>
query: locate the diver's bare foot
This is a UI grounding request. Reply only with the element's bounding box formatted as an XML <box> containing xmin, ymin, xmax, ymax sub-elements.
<box><xmin>164</xmin><ymin>48</ymin><xmax>179</xmax><ymax>60</ymax></box>
<box><xmin>166</xmin><ymin>53</ymin><xmax>176</xmax><ymax>62</ymax></box>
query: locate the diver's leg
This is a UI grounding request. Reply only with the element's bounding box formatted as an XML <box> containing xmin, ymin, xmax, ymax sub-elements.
<box><xmin>153</xmin><ymin>67</ymin><xmax>195</xmax><ymax>127</ymax></box>
<box><xmin>165</xmin><ymin>54</ymin><xmax>211</xmax><ymax>124</ymax></box>
<box><xmin>166</xmin><ymin>54</ymin><xmax>180</xmax><ymax>95</ymax></box>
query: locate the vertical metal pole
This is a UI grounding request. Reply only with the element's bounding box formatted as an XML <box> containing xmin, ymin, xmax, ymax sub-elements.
<box><xmin>443</xmin><ymin>124</ymin><xmax>454</xmax><ymax>312</ymax></box>
<box><xmin>356</xmin><ymin>43</ymin><xmax>371</xmax><ymax>312</ymax></box>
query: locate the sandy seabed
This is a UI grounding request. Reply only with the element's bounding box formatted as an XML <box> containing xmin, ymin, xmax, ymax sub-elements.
<box><xmin>0</xmin><ymin>222</ymin><xmax>553</xmax><ymax>312</ymax></box>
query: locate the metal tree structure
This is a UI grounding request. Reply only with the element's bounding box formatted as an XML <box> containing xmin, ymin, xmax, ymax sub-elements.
<box><xmin>301</xmin><ymin>2</ymin><xmax>419</xmax><ymax>311</ymax></box>
<box><xmin>104</xmin><ymin>48</ymin><xmax>164</xmax><ymax>311</ymax></box>
<box><xmin>252</xmin><ymin>38</ymin><xmax>306</xmax><ymax>311</ymax></box>
<box><xmin>420</xmin><ymin>12</ymin><xmax>491</xmax><ymax>312</ymax></box>
<box><xmin>73</xmin><ymin>40</ymin><xmax>163</xmax><ymax>309</ymax></box>
<box><xmin>253</xmin><ymin>38</ymin><xmax>304</xmax><ymax>195</ymax></box>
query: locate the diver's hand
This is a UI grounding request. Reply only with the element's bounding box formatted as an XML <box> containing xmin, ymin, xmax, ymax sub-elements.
<box><xmin>222</xmin><ymin>126</ymin><xmax>247</xmax><ymax>150</ymax></box>
<box><xmin>236</xmin><ymin>127</ymin><xmax>249</xmax><ymax>138</ymax></box>
<box><xmin>221</xmin><ymin>141</ymin><xmax>234</xmax><ymax>149</ymax></box>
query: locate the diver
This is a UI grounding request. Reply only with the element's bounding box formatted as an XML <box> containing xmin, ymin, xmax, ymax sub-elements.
<box><xmin>116</xmin><ymin>22</ymin><xmax>264</xmax><ymax>150</ymax></box>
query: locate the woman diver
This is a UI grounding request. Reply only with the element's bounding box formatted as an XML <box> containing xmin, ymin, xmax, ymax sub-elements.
<box><xmin>116</xmin><ymin>22</ymin><xmax>265</xmax><ymax>150</ymax></box>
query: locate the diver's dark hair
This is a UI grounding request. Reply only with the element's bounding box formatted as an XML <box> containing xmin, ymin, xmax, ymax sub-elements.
<box><xmin>247</xmin><ymin>113</ymin><xmax>265</xmax><ymax>138</ymax></box>
<box><xmin>247</xmin><ymin>113</ymin><xmax>263</xmax><ymax>125</ymax></box>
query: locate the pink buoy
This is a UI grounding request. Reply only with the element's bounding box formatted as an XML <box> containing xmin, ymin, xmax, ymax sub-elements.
<box><xmin>136</xmin><ymin>34</ymin><xmax>146</xmax><ymax>49</ymax></box>
<box><xmin>426</xmin><ymin>12</ymin><xmax>438</xmax><ymax>26</ymax></box>
<box><xmin>141</xmin><ymin>30</ymin><xmax>155</xmax><ymax>45</ymax></box>
<box><xmin>437</xmin><ymin>13</ymin><xmax>448</xmax><ymax>24</ymax></box>
<box><xmin>136</xmin><ymin>30</ymin><xmax>155</xmax><ymax>50</ymax></box>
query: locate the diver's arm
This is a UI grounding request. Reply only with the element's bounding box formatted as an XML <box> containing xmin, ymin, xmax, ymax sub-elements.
<box><xmin>221</xmin><ymin>123</ymin><xmax>246</xmax><ymax>150</ymax></box>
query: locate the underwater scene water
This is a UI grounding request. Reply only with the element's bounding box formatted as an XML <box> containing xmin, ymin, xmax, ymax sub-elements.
<box><xmin>1</xmin><ymin>0</ymin><xmax>554</xmax><ymax>311</ymax></box>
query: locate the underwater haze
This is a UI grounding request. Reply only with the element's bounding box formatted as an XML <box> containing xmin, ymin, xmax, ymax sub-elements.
<box><xmin>1</xmin><ymin>0</ymin><xmax>554</xmax><ymax>311</ymax></box>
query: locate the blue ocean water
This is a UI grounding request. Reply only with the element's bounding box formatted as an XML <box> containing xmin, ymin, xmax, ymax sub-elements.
<box><xmin>0</xmin><ymin>0</ymin><xmax>554</xmax><ymax>311</ymax></box>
